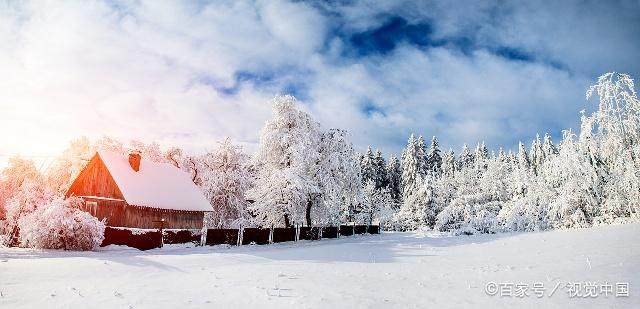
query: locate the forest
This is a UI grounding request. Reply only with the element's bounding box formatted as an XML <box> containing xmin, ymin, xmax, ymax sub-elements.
<box><xmin>0</xmin><ymin>72</ymin><xmax>638</xmax><ymax>250</ymax></box>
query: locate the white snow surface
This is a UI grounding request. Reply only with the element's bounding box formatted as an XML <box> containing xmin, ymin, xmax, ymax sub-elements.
<box><xmin>1</xmin><ymin>223</ymin><xmax>639</xmax><ymax>308</ymax></box>
<box><xmin>97</xmin><ymin>150</ymin><xmax>212</xmax><ymax>212</ymax></box>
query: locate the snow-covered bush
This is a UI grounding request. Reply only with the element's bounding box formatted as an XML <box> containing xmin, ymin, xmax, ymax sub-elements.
<box><xmin>18</xmin><ymin>197</ymin><xmax>105</xmax><ymax>250</ymax></box>
<box><xmin>435</xmin><ymin>196</ymin><xmax>501</xmax><ymax>235</ymax></box>
<box><xmin>1</xmin><ymin>179</ymin><xmax>54</xmax><ymax>246</ymax></box>
<box><xmin>359</xmin><ymin>180</ymin><xmax>395</xmax><ymax>226</ymax></box>
<box><xmin>497</xmin><ymin>182</ymin><xmax>554</xmax><ymax>232</ymax></box>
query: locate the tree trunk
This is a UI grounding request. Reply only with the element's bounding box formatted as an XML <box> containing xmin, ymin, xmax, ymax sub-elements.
<box><xmin>305</xmin><ymin>199</ymin><xmax>312</xmax><ymax>227</ymax></box>
<box><xmin>284</xmin><ymin>213</ymin><xmax>291</xmax><ymax>228</ymax></box>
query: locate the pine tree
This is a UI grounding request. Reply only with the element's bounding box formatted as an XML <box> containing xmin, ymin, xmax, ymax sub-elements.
<box><xmin>401</xmin><ymin>134</ymin><xmax>424</xmax><ymax>198</ymax></box>
<box><xmin>459</xmin><ymin>143</ymin><xmax>474</xmax><ymax>170</ymax></box>
<box><xmin>373</xmin><ymin>149</ymin><xmax>388</xmax><ymax>189</ymax></box>
<box><xmin>386</xmin><ymin>155</ymin><xmax>402</xmax><ymax>203</ymax></box>
<box><xmin>474</xmin><ymin>141</ymin><xmax>489</xmax><ymax>170</ymax></box>
<box><xmin>442</xmin><ymin>148</ymin><xmax>456</xmax><ymax>177</ymax></box>
<box><xmin>360</xmin><ymin>147</ymin><xmax>377</xmax><ymax>186</ymax></box>
<box><xmin>417</xmin><ymin>135</ymin><xmax>428</xmax><ymax>175</ymax></box>
<box><xmin>426</xmin><ymin>136</ymin><xmax>442</xmax><ymax>176</ymax></box>
<box><xmin>542</xmin><ymin>133</ymin><xmax>558</xmax><ymax>158</ymax></box>
<box><xmin>529</xmin><ymin>134</ymin><xmax>544</xmax><ymax>174</ymax></box>
<box><xmin>517</xmin><ymin>141</ymin><xmax>530</xmax><ymax>170</ymax></box>
<box><xmin>498</xmin><ymin>147</ymin><xmax>507</xmax><ymax>162</ymax></box>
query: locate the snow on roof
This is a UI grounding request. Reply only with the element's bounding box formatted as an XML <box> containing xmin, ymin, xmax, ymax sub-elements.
<box><xmin>97</xmin><ymin>150</ymin><xmax>212</xmax><ymax>212</ymax></box>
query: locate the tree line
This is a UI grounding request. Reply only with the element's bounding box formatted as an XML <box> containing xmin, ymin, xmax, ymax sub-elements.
<box><xmin>0</xmin><ymin>72</ymin><xmax>638</xmax><ymax>250</ymax></box>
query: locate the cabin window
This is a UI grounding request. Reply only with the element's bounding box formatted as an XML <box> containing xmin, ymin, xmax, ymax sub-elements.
<box><xmin>85</xmin><ymin>201</ymin><xmax>98</xmax><ymax>215</ymax></box>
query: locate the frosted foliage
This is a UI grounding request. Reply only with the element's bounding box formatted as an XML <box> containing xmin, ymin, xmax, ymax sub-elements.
<box><xmin>200</xmin><ymin>139</ymin><xmax>252</xmax><ymax>228</ymax></box>
<box><xmin>249</xmin><ymin>95</ymin><xmax>345</xmax><ymax>227</ymax></box>
<box><xmin>435</xmin><ymin>197</ymin><xmax>501</xmax><ymax>235</ymax></box>
<box><xmin>1</xmin><ymin>157</ymin><xmax>42</xmax><ymax>213</ymax></box>
<box><xmin>359</xmin><ymin>180</ymin><xmax>394</xmax><ymax>226</ymax></box>
<box><xmin>18</xmin><ymin>197</ymin><xmax>105</xmax><ymax>250</ymax></box>
<box><xmin>401</xmin><ymin>134</ymin><xmax>425</xmax><ymax>198</ymax></box>
<box><xmin>318</xmin><ymin>129</ymin><xmax>362</xmax><ymax>225</ymax></box>
<box><xmin>395</xmin><ymin>177</ymin><xmax>437</xmax><ymax>230</ymax></box>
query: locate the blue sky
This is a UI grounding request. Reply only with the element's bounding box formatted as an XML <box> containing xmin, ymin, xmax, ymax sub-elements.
<box><xmin>0</xmin><ymin>0</ymin><xmax>639</xmax><ymax>161</ymax></box>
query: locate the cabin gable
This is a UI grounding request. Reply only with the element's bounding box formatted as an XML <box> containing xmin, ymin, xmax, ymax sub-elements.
<box><xmin>66</xmin><ymin>153</ymin><xmax>125</xmax><ymax>200</ymax></box>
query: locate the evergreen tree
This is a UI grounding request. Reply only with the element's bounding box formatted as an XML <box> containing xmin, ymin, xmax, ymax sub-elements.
<box><xmin>498</xmin><ymin>147</ymin><xmax>507</xmax><ymax>162</ymax></box>
<box><xmin>360</xmin><ymin>147</ymin><xmax>377</xmax><ymax>186</ymax></box>
<box><xmin>474</xmin><ymin>141</ymin><xmax>489</xmax><ymax>170</ymax></box>
<box><xmin>401</xmin><ymin>134</ymin><xmax>424</xmax><ymax>198</ymax></box>
<box><xmin>417</xmin><ymin>135</ymin><xmax>428</xmax><ymax>175</ymax></box>
<box><xmin>529</xmin><ymin>134</ymin><xmax>544</xmax><ymax>174</ymax></box>
<box><xmin>373</xmin><ymin>149</ymin><xmax>388</xmax><ymax>189</ymax></box>
<box><xmin>426</xmin><ymin>136</ymin><xmax>442</xmax><ymax>176</ymax></box>
<box><xmin>386</xmin><ymin>155</ymin><xmax>402</xmax><ymax>204</ymax></box>
<box><xmin>542</xmin><ymin>133</ymin><xmax>558</xmax><ymax>158</ymax></box>
<box><xmin>517</xmin><ymin>141</ymin><xmax>530</xmax><ymax>170</ymax></box>
<box><xmin>459</xmin><ymin>143</ymin><xmax>474</xmax><ymax>170</ymax></box>
<box><xmin>442</xmin><ymin>148</ymin><xmax>456</xmax><ymax>177</ymax></box>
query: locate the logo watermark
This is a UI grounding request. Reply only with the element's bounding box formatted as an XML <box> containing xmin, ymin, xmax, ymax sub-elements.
<box><xmin>485</xmin><ymin>281</ymin><xmax>630</xmax><ymax>298</ymax></box>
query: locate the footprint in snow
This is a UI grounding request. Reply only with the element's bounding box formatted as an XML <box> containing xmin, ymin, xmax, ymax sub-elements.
<box><xmin>114</xmin><ymin>291</ymin><xmax>123</xmax><ymax>298</ymax></box>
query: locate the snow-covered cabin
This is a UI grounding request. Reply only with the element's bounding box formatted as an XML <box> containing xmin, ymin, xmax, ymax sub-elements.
<box><xmin>66</xmin><ymin>150</ymin><xmax>212</xmax><ymax>229</ymax></box>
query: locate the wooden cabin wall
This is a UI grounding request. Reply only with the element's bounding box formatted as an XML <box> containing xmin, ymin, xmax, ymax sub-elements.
<box><xmin>123</xmin><ymin>206</ymin><xmax>204</xmax><ymax>229</ymax></box>
<box><xmin>67</xmin><ymin>155</ymin><xmax>124</xmax><ymax>200</ymax></box>
<box><xmin>79</xmin><ymin>198</ymin><xmax>204</xmax><ymax>229</ymax></box>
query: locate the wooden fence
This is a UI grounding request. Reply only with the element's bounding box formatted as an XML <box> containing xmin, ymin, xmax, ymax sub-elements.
<box><xmin>101</xmin><ymin>225</ymin><xmax>381</xmax><ymax>250</ymax></box>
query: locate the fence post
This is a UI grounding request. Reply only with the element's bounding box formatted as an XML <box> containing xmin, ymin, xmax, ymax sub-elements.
<box><xmin>200</xmin><ymin>227</ymin><xmax>207</xmax><ymax>246</ymax></box>
<box><xmin>269</xmin><ymin>226</ymin><xmax>274</xmax><ymax>244</ymax></box>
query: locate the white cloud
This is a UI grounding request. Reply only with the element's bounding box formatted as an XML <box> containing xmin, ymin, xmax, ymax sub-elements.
<box><xmin>0</xmin><ymin>0</ymin><xmax>637</xmax><ymax>166</ymax></box>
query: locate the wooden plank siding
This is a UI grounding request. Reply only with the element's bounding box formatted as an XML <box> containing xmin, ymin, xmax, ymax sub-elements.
<box><xmin>67</xmin><ymin>154</ymin><xmax>205</xmax><ymax>229</ymax></box>
<box><xmin>66</xmin><ymin>154</ymin><xmax>125</xmax><ymax>200</ymax></box>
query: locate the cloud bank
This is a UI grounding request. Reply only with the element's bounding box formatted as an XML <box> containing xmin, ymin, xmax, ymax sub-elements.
<box><xmin>0</xmin><ymin>0</ymin><xmax>638</xmax><ymax>160</ymax></box>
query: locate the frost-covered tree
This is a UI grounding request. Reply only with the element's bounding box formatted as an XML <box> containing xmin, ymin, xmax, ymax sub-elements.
<box><xmin>542</xmin><ymin>133</ymin><xmax>558</xmax><ymax>158</ymax></box>
<box><xmin>248</xmin><ymin>95</ymin><xmax>322</xmax><ymax>227</ymax></box>
<box><xmin>386</xmin><ymin>155</ymin><xmax>402</xmax><ymax>203</ymax></box>
<box><xmin>1</xmin><ymin>180</ymin><xmax>54</xmax><ymax>246</ymax></box>
<box><xmin>360</xmin><ymin>180</ymin><xmax>394</xmax><ymax>226</ymax></box>
<box><xmin>396</xmin><ymin>176</ymin><xmax>436</xmax><ymax>230</ymax></box>
<box><xmin>442</xmin><ymin>148</ymin><xmax>456</xmax><ymax>177</ymax></box>
<box><xmin>529</xmin><ymin>134</ymin><xmax>545</xmax><ymax>174</ymax></box>
<box><xmin>0</xmin><ymin>156</ymin><xmax>43</xmax><ymax>210</ymax></box>
<box><xmin>417</xmin><ymin>135</ymin><xmax>428</xmax><ymax>175</ymax></box>
<box><xmin>517</xmin><ymin>142</ymin><xmax>530</xmax><ymax>171</ymax></box>
<box><xmin>583</xmin><ymin>72</ymin><xmax>640</xmax><ymax>221</ymax></box>
<box><xmin>426</xmin><ymin>136</ymin><xmax>442</xmax><ymax>176</ymax></box>
<box><xmin>46</xmin><ymin>137</ymin><xmax>94</xmax><ymax>194</ymax></box>
<box><xmin>544</xmin><ymin>132</ymin><xmax>602</xmax><ymax>228</ymax></box>
<box><xmin>459</xmin><ymin>143</ymin><xmax>474</xmax><ymax>170</ymax></box>
<box><xmin>474</xmin><ymin>141</ymin><xmax>489</xmax><ymax>170</ymax></box>
<box><xmin>317</xmin><ymin>129</ymin><xmax>363</xmax><ymax>225</ymax></box>
<box><xmin>401</xmin><ymin>134</ymin><xmax>425</xmax><ymax>198</ymax></box>
<box><xmin>360</xmin><ymin>147</ymin><xmax>377</xmax><ymax>187</ymax></box>
<box><xmin>199</xmin><ymin>138</ymin><xmax>252</xmax><ymax>228</ymax></box>
<box><xmin>373</xmin><ymin>149</ymin><xmax>388</xmax><ymax>189</ymax></box>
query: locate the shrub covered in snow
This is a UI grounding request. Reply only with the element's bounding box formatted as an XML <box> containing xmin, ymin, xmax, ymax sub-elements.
<box><xmin>435</xmin><ymin>196</ymin><xmax>501</xmax><ymax>235</ymax></box>
<box><xmin>18</xmin><ymin>197</ymin><xmax>105</xmax><ymax>250</ymax></box>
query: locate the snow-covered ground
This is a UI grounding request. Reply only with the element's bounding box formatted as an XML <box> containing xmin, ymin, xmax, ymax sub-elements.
<box><xmin>1</xmin><ymin>224</ymin><xmax>639</xmax><ymax>309</ymax></box>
